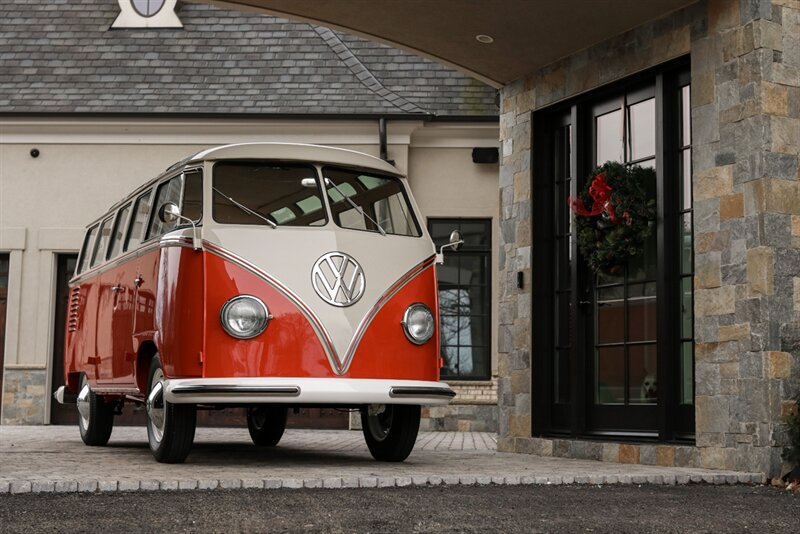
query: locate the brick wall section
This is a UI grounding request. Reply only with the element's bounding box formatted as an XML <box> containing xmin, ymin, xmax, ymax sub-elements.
<box><xmin>496</xmin><ymin>0</ymin><xmax>800</xmax><ymax>477</ymax></box>
<box><xmin>421</xmin><ymin>378</ymin><xmax>499</xmax><ymax>432</ymax></box>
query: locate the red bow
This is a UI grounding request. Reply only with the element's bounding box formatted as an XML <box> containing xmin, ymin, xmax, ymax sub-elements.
<box><xmin>569</xmin><ymin>173</ymin><xmax>617</xmax><ymax>224</ymax></box>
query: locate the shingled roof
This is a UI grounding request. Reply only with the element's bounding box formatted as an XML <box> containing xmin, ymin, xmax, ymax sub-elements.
<box><xmin>0</xmin><ymin>0</ymin><xmax>498</xmax><ymax>117</ymax></box>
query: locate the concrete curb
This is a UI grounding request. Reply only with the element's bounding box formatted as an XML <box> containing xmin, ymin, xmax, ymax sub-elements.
<box><xmin>0</xmin><ymin>472</ymin><xmax>767</xmax><ymax>494</ymax></box>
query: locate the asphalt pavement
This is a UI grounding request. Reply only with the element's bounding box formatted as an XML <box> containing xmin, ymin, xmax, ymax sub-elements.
<box><xmin>0</xmin><ymin>484</ymin><xmax>797</xmax><ymax>533</ymax></box>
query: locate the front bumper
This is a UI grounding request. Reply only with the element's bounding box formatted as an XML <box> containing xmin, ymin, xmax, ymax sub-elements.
<box><xmin>162</xmin><ymin>377</ymin><xmax>456</xmax><ymax>405</ymax></box>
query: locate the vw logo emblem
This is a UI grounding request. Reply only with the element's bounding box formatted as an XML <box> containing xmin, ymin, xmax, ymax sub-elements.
<box><xmin>311</xmin><ymin>252</ymin><xmax>366</xmax><ymax>307</ymax></box>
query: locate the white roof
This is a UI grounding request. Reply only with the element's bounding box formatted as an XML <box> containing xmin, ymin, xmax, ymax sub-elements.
<box><xmin>183</xmin><ymin>142</ymin><xmax>403</xmax><ymax>176</ymax></box>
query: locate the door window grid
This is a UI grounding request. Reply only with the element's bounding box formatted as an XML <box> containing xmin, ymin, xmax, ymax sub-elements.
<box><xmin>678</xmin><ymin>83</ymin><xmax>694</xmax><ymax>406</ymax></box>
<box><xmin>429</xmin><ymin>218</ymin><xmax>491</xmax><ymax>380</ymax></box>
<box><xmin>592</xmin><ymin>92</ymin><xmax>658</xmax><ymax>407</ymax></box>
<box><xmin>554</xmin><ymin>123</ymin><xmax>572</xmax><ymax>404</ymax></box>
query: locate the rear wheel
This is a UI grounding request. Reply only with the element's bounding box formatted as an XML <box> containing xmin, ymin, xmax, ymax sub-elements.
<box><xmin>146</xmin><ymin>355</ymin><xmax>196</xmax><ymax>463</ymax></box>
<box><xmin>77</xmin><ymin>374</ymin><xmax>114</xmax><ymax>446</ymax></box>
<box><xmin>246</xmin><ymin>405</ymin><xmax>289</xmax><ymax>446</ymax></box>
<box><xmin>361</xmin><ymin>404</ymin><xmax>420</xmax><ymax>462</ymax></box>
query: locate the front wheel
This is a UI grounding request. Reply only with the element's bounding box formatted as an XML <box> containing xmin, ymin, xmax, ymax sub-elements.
<box><xmin>77</xmin><ymin>374</ymin><xmax>114</xmax><ymax>446</ymax></box>
<box><xmin>246</xmin><ymin>405</ymin><xmax>288</xmax><ymax>447</ymax></box>
<box><xmin>146</xmin><ymin>355</ymin><xmax>196</xmax><ymax>463</ymax></box>
<box><xmin>361</xmin><ymin>404</ymin><xmax>420</xmax><ymax>462</ymax></box>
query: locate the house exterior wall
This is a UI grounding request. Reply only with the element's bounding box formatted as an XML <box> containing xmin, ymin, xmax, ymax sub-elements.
<box><xmin>0</xmin><ymin>118</ymin><xmax>499</xmax><ymax>428</ymax></box>
<box><xmin>497</xmin><ymin>0</ymin><xmax>800</xmax><ymax>476</ymax></box>
<box><xmin>408</xmin><ymin>142</ymin><xmax>500</xmax><ymax>431</ymax></box>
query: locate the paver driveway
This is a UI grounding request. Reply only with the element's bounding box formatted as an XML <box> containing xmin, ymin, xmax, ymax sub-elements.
<box><xmin>0</xmin><ymin>426</ymin><xmax>764</xmax><ymax>493</ymax></box>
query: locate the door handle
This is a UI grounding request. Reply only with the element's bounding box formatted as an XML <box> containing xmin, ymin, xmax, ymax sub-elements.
<box><xmin>134</xmin><ymin>276</ymin><xmax>144</xmax><ymax>287</ymax></box>
<box><xmin>111</xmin><ymin>286</ymin><xmax>124</xmax><ymax>292</ymax></box>
<box><xmin>579</xmin><ymin>300</ymin><xmax>592</xmax><ymax>306</ymax></box>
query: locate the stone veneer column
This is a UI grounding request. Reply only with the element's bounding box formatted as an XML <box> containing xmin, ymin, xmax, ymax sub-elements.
<box><xmin>692</xmin><ymin>0</ymin><xmax>800</xmax><ymax>475</ymax></box>
<box><xmin>496</xmin><ymin>0</ymin><xmax>799</xmax><ymax>476</ymax></box>
<box><xmin>496</xmin><ymin>81</ymin><xmax>534</xmax><ymax>443</ymax></box>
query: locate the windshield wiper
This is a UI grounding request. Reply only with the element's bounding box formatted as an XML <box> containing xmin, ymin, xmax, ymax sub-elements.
<box><xmin>324</xmin><ymin>178</ymin><xmax>386</xmax><ymax>236</ymax></box>
<box><xmin>212</xmin><ymin>186</ymin><xmax>277</xmax><ymax>228</ymax></box>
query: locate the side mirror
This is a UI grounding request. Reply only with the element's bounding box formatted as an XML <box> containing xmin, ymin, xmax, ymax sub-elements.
<box><xmin>300</xmin><ymin>177</ymin><xmax>318</xmax><ymax>188</ymax></box>
<box><xmin>157</xmin><ymin>202</ymin><xmax>201</xmax><ymax>251</ymax></box>
<box><xmin>449</xmin><ymin>230</ymin><xmax>463</xmax><ymax>251</ymax></box>
<box><xmin>158</xmin><ymin>202</ymin><xmax>181</xmax><ymax>224</ymax></box>
<box><xmin>435</xmin><ymin>229</ymin><xmax>465</xmax><ymax>264</ymax></box>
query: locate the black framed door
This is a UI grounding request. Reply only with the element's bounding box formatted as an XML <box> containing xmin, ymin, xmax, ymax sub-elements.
<box><xmin>51</xmin><ymin>254</ymin><xmax>78</xmax><ymax>424</ymax></box>
<box><xmin>0</xmin><ymin>254</ymin><xmax>9</xmax><ymax>415</ymax></box>
<box><xmin>586</xmin><ymin>86</ymin><xmax>659</xmax><ymax>435</ymax></box>
<box><xmin>532</xmin><ymin>59</ymin><xmax>694</xmax><ymax>441</ymax></box>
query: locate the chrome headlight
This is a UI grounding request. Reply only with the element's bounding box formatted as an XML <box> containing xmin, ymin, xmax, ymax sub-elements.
<box><xmin>402</xmin><ymin>303</ymin><xmax>435</xmax><ymax>345</ymax></box>
<box><xmin>220</xmin><ymin>295</ymin><xmax>270</xmax><ymax>339</ymax></box>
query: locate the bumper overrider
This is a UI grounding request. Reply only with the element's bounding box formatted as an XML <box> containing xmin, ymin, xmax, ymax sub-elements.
<box><xmin>161</xmin><ymin>377</ymin><xmax>456</xmax><ymax>405</ymax></box>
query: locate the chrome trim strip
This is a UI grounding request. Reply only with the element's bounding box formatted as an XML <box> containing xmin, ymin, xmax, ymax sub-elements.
<box><xmin>389</xmin><ymin>386</ymin><xmax>456</xmax><ymax>399</ymax></box>
<box><xmin>70</xmin><ymin>235</ymin><xmax>197</xmax><ymax>285</ymax></box>
<box><xmin>170</xmin><ymin>385</ymin><xmax>300</xmax><ymax>397</ymax></box>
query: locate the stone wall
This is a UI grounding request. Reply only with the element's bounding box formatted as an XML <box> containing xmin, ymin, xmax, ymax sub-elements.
<box><xmin>497</xmin><ymin>0</ymin><xmax>800</xmax><ymax>477</ymax></box>
<box><xmin>1</xmin><ymin>368</ymin><xmax>47</xmax><ymax>424</ymax></box>
<box><xmin>689</xmin><ymin>0</ymin><xmax>800</xmax><ymax>476</ymax></box>
<box><xmin>420</xmin><ymin>379</ymin><xmax>498</xmax><ymax>432</ymax></box>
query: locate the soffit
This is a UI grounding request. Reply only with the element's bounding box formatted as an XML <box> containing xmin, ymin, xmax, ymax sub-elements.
<box><xmin>209</xmin><ymin>0</ymin><xmax>697</xmax><ymax>87</ymax></box>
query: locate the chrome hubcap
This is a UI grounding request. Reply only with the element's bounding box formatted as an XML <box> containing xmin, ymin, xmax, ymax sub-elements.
<box><xmin>77</xmin><ymin>383</ymin><xmax>91</xmax><ymax>430</ymax></box>
<box><xmin>146</xmin><ymin>370</ymin><xmax>165</xmax><ymax>443</ymax></box>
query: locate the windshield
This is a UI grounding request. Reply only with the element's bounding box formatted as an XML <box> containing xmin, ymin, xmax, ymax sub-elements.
<box><xmin>212</xmin><ymin>162</ymin><xmax>327</xmax><ymax>227</ymax></box>
<box><xmin>322</xmin><ymin>167</ymin><xmax>421</xmax><ymax>237</ymax></box>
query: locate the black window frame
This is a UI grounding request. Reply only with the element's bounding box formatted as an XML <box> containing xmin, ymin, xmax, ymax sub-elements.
<box><xmin>428</xmin><ymin>217</ymin><xmax>492</xmax><ymax>381</ymax></box>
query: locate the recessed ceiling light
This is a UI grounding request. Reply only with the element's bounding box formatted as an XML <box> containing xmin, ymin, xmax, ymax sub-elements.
<box><xmin>475</xmin><ymin>34</ymin><xmax>494</xmax><ymax>44</ymax></box>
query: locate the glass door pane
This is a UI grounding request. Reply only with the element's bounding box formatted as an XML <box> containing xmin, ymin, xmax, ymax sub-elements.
<box><xmin>589</xmin><ymin>87</ymin><xmax>659</xmax><ymax>433</ymax></box>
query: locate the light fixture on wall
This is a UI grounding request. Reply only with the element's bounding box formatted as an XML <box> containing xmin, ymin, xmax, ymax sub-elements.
<box><xmin>472</xmin><ymin>147</ymin><xmax>498</xmax><ymax>164</ymax></box>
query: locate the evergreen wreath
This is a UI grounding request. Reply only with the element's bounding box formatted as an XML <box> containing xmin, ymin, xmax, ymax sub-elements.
<box><xmin>569</xmin><ymin>161</ymin><xmax>657</xmax><ymax>276</ymax></box>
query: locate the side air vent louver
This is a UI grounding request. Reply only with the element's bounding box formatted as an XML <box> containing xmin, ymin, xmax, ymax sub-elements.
<box><xmin>68</xmin><ymin>287</ymin><xmax>80</xmax><ymax>332</ymax></box>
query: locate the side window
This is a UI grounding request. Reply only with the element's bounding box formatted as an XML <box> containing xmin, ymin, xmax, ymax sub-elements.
<box><xmin>77</xmin><ymin>225</ymin><xmax>99</xmax><ymax>274</ymax></box>
<box><xmin>182</xmin><ymin>169</ymin><xmax>203</xmax><ymax>222</ymax></box>
<box><xmin>124</xmin><ymin>189</ymin><xmax>153</xmax><ymax>252</ymax></box>
<box><xmin>90</xmin><ymin>216</ymin><xmax>114</xmax><ymax>269</ymax></box>
<box><xmin>107</xmin><ymin>203</ymin><xmax>132</xmax><ymax>260</ymax></box>
<box><xmin>147</xmin><ymin>177</ymin><xmax>182</xmax><ymax>239</ymax></box>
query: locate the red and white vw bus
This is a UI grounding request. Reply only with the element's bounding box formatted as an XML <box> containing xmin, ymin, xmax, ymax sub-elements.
<box><xmin>55</xmin><ymin>143</ymin><xmax>458</xmax><ymax>463</ymax></box>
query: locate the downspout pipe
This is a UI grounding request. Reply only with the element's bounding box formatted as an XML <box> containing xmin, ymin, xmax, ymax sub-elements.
<box><xmin>379</xmin><ymin>117</ymin><xmax>388</xmax><ymax>162</ymax></box>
